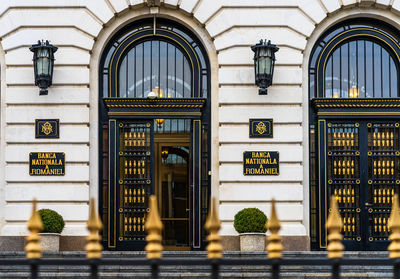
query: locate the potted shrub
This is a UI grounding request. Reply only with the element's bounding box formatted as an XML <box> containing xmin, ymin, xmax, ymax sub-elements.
<box><xmin>234</xmin><ymin>208</ymin><xmax>267</xmax><ymax>252</ymax></box>
<box><xmin>38</xmin><ymin>209</ymin><xmax>65</xmax><ymax>252</ymax></box>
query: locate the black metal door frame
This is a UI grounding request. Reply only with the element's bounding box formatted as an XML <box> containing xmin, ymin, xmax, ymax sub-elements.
<box><xmin>106</xmin><ymin>114</ymin><xmax>203</xmax><ymax>250</ymax></box>
<box><xmin>316</xmin><ymin>110</ymin><xmax>400</xmax><ymax>250</ymax></box>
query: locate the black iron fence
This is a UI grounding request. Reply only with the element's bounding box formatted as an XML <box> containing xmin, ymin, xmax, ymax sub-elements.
<box><xmin>13</xmin><ymin>194</ymin><xmax>400</xmax><ymax>278</ymax></box>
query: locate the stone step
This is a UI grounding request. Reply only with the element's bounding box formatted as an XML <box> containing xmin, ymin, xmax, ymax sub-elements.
<box><xmin>0</xmin><ymin>251</ymin><xmax>394</xmax><ymax>278</ymax></box>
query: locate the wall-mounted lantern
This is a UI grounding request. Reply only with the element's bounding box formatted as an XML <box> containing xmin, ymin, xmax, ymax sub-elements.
<box><xmin>30</xmin><ymin>40</ymin><xmax>58</xmax><ymax>95</ymax></box>
<box><xmin>251</xmin><ymin>40</ymin><xmax>279</xmax><ymax>95</ymax></box>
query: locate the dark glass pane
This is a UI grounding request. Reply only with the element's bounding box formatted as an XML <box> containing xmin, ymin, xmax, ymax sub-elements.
<box><xmin>127</xmin><ymin>50</ymin><xmax>135</xmax><ymax>98</ymax></box>
<box><xmin>382</xmin><ymin>49</ymin><xmax>390</xmax><ymax>97</ymax></box>
<box><xmin>390</xmin><ymin>58</ymin><xmax>398</xmax><ymax>97</ymax></box>
<box><xmin>143</xmin><ymin>41</ymin><xmax>151</xmax><ymax>97</ymax></box>
<box><xmin>325</xmin><ymin>56</ymin><xmax>332</xmax><ymax>98</ymax></box>
<box><xmin>373</xmin><ymin>43</ymin><xmax>382</xmax><ymax>98</ymax></box>
<box><xmin>349</xmin><ymin>41</ymin><xmax>357</xmax><ymax>97</ymax></box>
<box><xmin>365</xmin><ymin>41</ymin><xmax>373</xmax><ymax>97</ymax></box>
<box><xmin>103</xmin><ymin>74</ymin><xmax>108</xmax><ymax>97</ymax></box>
<box><xmin>332</xmin><ymin>48</ymin><xmax>340</xmax><ymax>98</ymax></box>
<box><xmin>160</xmin><ymin>42</ymin><xmax>168</xmax><ymax>97</ymax></box>
<box><xmin>176</xmin><ymin>49</ymin><xmax>184</xmax><ymax>98</ymax></box>
<box><xmin>309</xmin><ymin>73</ymin><xmax>315</xmax><ymax>99</ymax></box>
<box><xmin>310</xmin><ymin>46</ymin><xmax>322</xmax><ymax>68</ymax></box>
<box><xmin>357</xmin><ymin>41</ymin><xmax>365</xmax><ymax>98</ymax></box>
<box><xmin>104</xmin><ymin>46</ymin><xmax>116</xmax><ymax>68</ymax></box>
<box><xmin>168</xmin><ymin>43</ymin><xmax>176</xmax><ymax>97</ymax></box>
<box><xmin>341</xmin><ymin>44</ymin><xmax>349</xmax><ymax>98</ymax></box>
<box><xmin>202</xmin><ymin>74</ymin><xmax>208</xmax><ymax>98</ymax></box>
<box><xmin>135</xmin><ymin>43</ymin><xmax>143</xmax><ymax>98</ymax></box>
<box><xmin>119</xmin><ymin>56</ymin><xmax>127</xmax><ymax>97</ymax></box>
<box><xmin>152</xmin><ymin>40</ymin><xmax>159</xmax><ymax>90</ymax></box>
<box><xmin>184</xmin><ymin>58</ymin><xmax>191</xmax><ymax>97</ymax></box>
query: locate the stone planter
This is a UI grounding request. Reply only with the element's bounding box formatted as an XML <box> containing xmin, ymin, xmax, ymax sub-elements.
<box><xmin>239</xmin><ymin>233</ymin><xmax>266</xmax><ymax>252</ymax></box>
<box><xmin>40</xmin><ymin>233</ymin><xmax>60</xmax><ymax>252</ymax></box>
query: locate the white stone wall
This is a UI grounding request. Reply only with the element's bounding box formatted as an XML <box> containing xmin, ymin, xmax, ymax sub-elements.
<box><xmin>0</xmin><ymin>0</ymin><xmax>399</xmax><ymax>241</ymax></box>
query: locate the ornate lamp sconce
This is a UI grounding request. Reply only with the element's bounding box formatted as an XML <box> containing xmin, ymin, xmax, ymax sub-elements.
<box><xmin>30</xmin><ymin>40</ymin><xmax>58</xmax><ymax>95</ymax></box>
<box><xmin>251</xmin><ymin>40</ymin><xmax>279</xmax><ymax>95</ymax></box>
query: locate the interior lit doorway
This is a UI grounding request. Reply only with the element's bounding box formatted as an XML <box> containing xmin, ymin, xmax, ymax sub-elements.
<box><xmin>155</xmin><ymin>132</ymin><xmax>190</xmax><ymax>250</ymax></box>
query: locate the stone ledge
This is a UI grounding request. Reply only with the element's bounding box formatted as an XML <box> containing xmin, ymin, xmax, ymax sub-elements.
<box><xmin>221</xmin><ymin>235</ymin><xmax>310</xmax><ymax>251</ymax></box>
<box><xmin>0</xmin><ymin>236</ymin><xmax>86</xmax><ymax>252</ymax></box>
<box><xmin>0</xmin><ymin>235</ymin><xmax>310</xmax><ymax>252</ymax></box>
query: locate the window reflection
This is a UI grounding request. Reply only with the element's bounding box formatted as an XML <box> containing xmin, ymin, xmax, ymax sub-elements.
<box><xmin>119</xmin><ymin>40</ymin><xmax>192</xmax><ymax>98</ymax></box>
<box><xmin>324</xmin><ymin>39</ymin><xmax>398</xmax><ymax>98</ymax></box>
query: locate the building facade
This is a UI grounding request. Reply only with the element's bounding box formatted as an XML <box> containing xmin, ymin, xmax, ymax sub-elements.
<box><xmin>0</xmin><ymin>0</ymin><xmax>399</xmax><ymax>251</ymax></box>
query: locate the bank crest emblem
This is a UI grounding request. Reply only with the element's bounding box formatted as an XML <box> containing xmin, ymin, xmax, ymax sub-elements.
<box><xmin>255</xmin><ymin>122</ymin><xmax>267</xmax><ymax>135</ymax></box>
<box><xmin>41</xmin><ymin>122</ymin><xmax>53</xmax><ymax>136</ymax></box>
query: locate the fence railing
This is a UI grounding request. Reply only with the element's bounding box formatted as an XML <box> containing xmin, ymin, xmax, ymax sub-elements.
<box><xmin>5</xmin><ymin>194</ymin><xmax>400</xmax><ymax>278</ymax></box>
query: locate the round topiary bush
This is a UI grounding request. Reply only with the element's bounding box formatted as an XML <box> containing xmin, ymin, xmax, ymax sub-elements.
<box><xmin>38</xmin><ymin>209</ymin><xmax>65</xmax><ymax>234</ymax></box>
<box><xmin>233</xmin><ymin>208</ymin><xmax>267</xmax><ymax>234</ymax></box>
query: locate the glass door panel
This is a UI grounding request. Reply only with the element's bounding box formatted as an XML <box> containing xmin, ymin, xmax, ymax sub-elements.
<box><xmin>160</xmin><ymin>145</ymin><xmax>190</xmax><ymax>247</ymax></box>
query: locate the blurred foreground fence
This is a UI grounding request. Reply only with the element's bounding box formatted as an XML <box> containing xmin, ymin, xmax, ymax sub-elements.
<box><xmin>3</xmin><ymin>195</ymin><xmax>400</xmax><ymax>279</ymax></box>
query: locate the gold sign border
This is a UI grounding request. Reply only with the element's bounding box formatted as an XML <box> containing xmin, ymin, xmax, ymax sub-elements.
<box><xmin>29</xmin><ymin>152</ymin><xmax>65</xmax><ymax>176</ymax></box>
<box><xmin>242</xmin><ymin>151</ymin><xmax>280</xmax><ymax>176</ymax></box>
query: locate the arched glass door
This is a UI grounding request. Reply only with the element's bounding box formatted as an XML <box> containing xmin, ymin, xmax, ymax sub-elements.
<box><xmin>99</xmin><ymin>18</ymin><xmax>210</xmax><ymax>251</ymax></box>
<box><xmin>309</xmin><ymin>19</ymin><xmax>400</xmax><ymax>250</ymax></box>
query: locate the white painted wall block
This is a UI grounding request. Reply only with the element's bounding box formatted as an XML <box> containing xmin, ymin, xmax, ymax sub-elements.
<box><xmin>6</xmin><ymin>66</ymin><xmax>89</xmax><ymax>85</ymax></box>
<box><xmin>218</xmin><ymin>106</ymin><xmax>303</xmax><ymax>123</ymax></box>
<box><xmin>6</xmin><ymin>125</ymin><xmax>89</xmax><ymax>143</ymax></box>
<box><xmin>5</xmin><ymin>164</ymin><xmax>90</xmax><ymax>182</ymax></box>
<box><xmin>5</xmin><ymin>184</ymin><xmax>89</xmax><ymax>202</ymax></box>
<box><xmin>219</xmin><ymin>203</ymin><xmax>303</xmax><ymax>222</ymax></box>
<box><xmin>219</xmin><ymin>125</ymin><xmax>303</xmax><ymax>142</ymax></box>
<box><xmin>179</xmin><ymin>0</ymin><xmax>199</xmax><ymax>13</ymax></box>
<box><xmin>6</xmin><ymin>144</ymin><xmax>89</xmax><ymax>163</ymax></box>
<box><xmin>219</xmin><ymin>144</ymin><xmax>302</xmax><ymax>163</ymax></box>
<box><xmin>2</xmin><ymin>28</ymin><xmax>94</xmax><ymax>51</ymax></box>
<box><xmin>218</xmin><ymin>86</ymin><xmax>302</xmax><ymax>104</ymax></box>
<box><xmin>320</xmin><ymin>0</ymin><xmax>341</xmax><ymax>13</ymax></box>
<box><xmin>6</xmin><ymin>87</ymin><xmax>90</xmax><ymax>105</ymax></box>
<box><xmin>6</xmin><ymin>105</ymin><xmax>89</xmax><ymax>124</ymax></box>
<box><xmin>206</xmin><ymin>8</ymin><xmax>315</xmax><ymax>38</ymax></box>
<box><xmin>5</xmin><ymin>204</ymin><xmax>88</xmax><ymax>222</ymax></box>
<box><xmin>218</xmin><ymin>66</ymin><xmax>302</xmax><ymax>85</ymax></box>
<box><xmin>219</xmin><ymin>183</ymin><xmax>303</xmax><ymax>202</ymax></box>
<box><xmin>0</xmin><ymin>9</ymin><xmax>102</xmax><ymax>38</ymax></box>
<box><xmin>214</xmin><ymin>27</ymin><xmax>307</xmax><ymax>51</ymax></box>
<box><xmin>6</xmin><ymin>47</ymin><xmax>90</xmax><ymax>66</ymax></box>
<box><xmin>219</xmin><ymin>163</ymin><xmax>303</xmax><ymax>182</ymax></box>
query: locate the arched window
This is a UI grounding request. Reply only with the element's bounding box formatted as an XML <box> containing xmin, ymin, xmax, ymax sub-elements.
<box><xmin>99</xmin><ymin>18</ymin><xmax>211</xmax><ymax>251</ymax></box>
<box><xmin>309</xmin><ymin>19</ymin><xmax>400</xmax><ymax>99</ymax></box>
<box><xmin>101</xmin><ymin>19</ymin><xmax>208</xmax><ymax>99</ymax></box>
<box><xmin>309</xmin><ymin>19</ymin><xmax>400</xmax><ymax>251</ymax></box>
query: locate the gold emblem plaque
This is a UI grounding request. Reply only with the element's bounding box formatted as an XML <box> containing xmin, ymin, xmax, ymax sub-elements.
<box><xmin>249</xmin><ymin>119</ymin><xmax>273</xmax><ymax>138</ymax></box>
<box><xmin>35</xmin><ymin>119</ymin><xmax>59</xmax><ymax>138</ymax></box>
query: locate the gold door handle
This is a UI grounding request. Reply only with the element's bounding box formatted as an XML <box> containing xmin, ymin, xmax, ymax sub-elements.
<box><xmin>365</xmin><ymin>203</ymin><xmax>372</xmax><ymax>207</ymax></box>
<box><xmin>186</xmin><ymin>208</ymin><xmax>190</xmax><ymax>212</ymax></box>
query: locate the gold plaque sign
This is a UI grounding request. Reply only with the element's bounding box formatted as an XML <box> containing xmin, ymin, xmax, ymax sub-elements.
<box><xmin>243</xmin><ymin>151</ymin><xmax>279</xmax><ymax>175</ymax></box>
<box><xmin>29</xmin><ymin>152</ymin><xmax>65</xmax><ymax>176</ymax></box>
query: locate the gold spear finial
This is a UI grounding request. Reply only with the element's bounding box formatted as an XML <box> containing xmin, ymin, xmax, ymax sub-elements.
<box><xmin>205</xmin><ymin>197</ymin><xmax>223</xmax><ymax>259</ymax></box>
<box><xmin>85</xmin><ymin>198</ymin><xmax>103</xmax><ymax>259</ymax></box>
<box><xmin>25</xmin><ymin>199</ymin><xmax>43</xmax><ymax>259</ymax></box>
<box><xmin>145</xmin><ymin>195</ymin><xmax>163</xmax><ymax>259</ymax></box>
<box><xmin>388</xmin><ymin>194</ymin><xmax>400</xmax><ymax>258</ymax></box>
<box><xmin>326</xmin><ymin>195</ymin><xmax>344</xmax><ymax>259</ymax></box>
<box><xmin>267</xmin><ymin>199</ymin><xmax>283</xmax><ymax>259</ymax></box>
